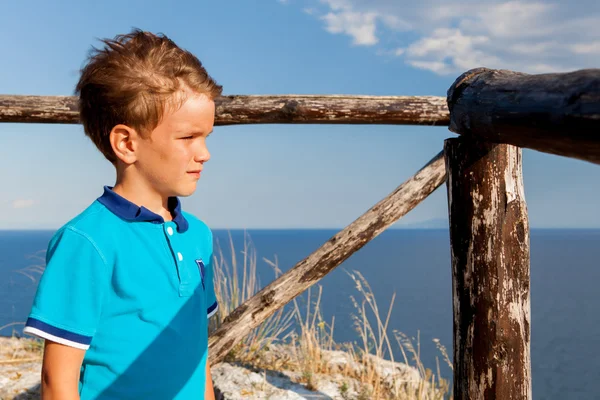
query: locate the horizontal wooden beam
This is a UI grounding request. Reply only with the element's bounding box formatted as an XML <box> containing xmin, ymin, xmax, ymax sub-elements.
<box><xmin>214</xmin><ymin>95</ymin><xmax>449</xmax><ymax>125</ymax></box>
<box><xmin>208</xmin><ymin>151</ymin><xmax>447</xmax><ymax>364</ymax></box>
<box><xmin>0</xmin><ymin>96</ymin><xmax>79</xmax><ymax>124</ymax></box>
<box><xmin>447</xmin><ymin>68</ymin><xmax>600</xmax><ymax>165</ymax></box>
<box><xmin>0</xmin><ymin>94</ymin><xmax>449</xmax><ymax>126</ymax></box>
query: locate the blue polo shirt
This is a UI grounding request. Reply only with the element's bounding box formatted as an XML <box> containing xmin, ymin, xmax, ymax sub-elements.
<box><xmin>24</xmin><ymin>186</ymin><xmax>218</xmax><ymax>399</ymax></box>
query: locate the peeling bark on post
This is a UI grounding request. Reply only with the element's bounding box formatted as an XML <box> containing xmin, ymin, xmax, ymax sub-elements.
<box><xmin>208</xmin><ymin>151</ymin><xmax>447</xmax><ymax>364</ymax></box>
<box><xmin>0</xmin><ymin>94</ymin><xmax>450</xmax><ymax>126</ymax></box>
<box><xmin>444</xmin><ymin>138</ymin><xmax>531</xmax><ymax>400</ymax></box>
<box><xmin>447</xmin><ymin>68</ymin><xmax>600</xmax><ymax>165</ymax></box>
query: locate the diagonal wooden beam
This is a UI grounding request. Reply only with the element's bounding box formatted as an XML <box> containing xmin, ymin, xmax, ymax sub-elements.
<box><xmin>208</xmin><ymin>151</ymin><xmax>447</xmax><ymax>364</ymax></box>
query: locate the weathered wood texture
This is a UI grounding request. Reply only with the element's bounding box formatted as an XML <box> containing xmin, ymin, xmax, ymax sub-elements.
<box><xmin>208</xmin><ymin>151</ymin><xmax>447</xmax><ymax>364</ymax></box>
<box><xmin>0</xmin><ymin>96</ymin><xmax>80</xmax><ymax>124</ymax></box>
<box><xmin>0</xmin><ymin>95</ymin><xmax>450</xmax><ymax>125</ymax></box>
<box><xmin>447</xmin><ymin>68</ymin><xmax>600</xmax><ymax>165</ymax></box>
<box><xmin>214</xmin><ymin>95</ymin><xmax>449</xmax><ymax>125</ymax></box>
<box><xmin>444</xmin><ymin>137</ymin><xmax>531</xmax><ymax>400</ymax></box>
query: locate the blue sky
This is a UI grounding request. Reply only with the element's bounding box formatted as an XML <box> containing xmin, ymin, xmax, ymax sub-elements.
<box><xmin>0</xmin><ymin>0</ymin><xmax>598</xmax><ymax>230</ymax></box>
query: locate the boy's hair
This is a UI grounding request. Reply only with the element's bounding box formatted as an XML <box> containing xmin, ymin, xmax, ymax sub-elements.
<box><xmin>75</xmin><ymin>28</ymin><xmax>223</xmax><ymax>163</ymax></box>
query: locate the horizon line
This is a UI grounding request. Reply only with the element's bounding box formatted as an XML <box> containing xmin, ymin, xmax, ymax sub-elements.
<box><xmin>1</xmin><ymin>226</ymin><xmax>600</xmax><ymax>232</ymax></box>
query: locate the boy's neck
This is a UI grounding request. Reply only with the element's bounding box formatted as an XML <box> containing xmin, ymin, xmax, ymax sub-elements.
<box><xmin>112</xmin><ymin>179</ymin><xmax>174</xmax><ymax>222</ymax></box>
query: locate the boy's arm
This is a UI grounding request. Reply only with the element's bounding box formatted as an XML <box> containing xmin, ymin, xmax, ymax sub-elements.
<box><xmin>41</xmin><ymin>340</ymin><xmax>85</xmax><ymax>400</ymax></box>
<box><xmin>205</xmin><ymin>360</ymin><xmax>215</xmax><ymax>400</ymax></box>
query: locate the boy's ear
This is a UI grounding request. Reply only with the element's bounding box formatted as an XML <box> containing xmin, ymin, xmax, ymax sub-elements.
<box><xmin>110</xmin><ymin>124</ymin><xmax>139</xmax><ymax>165</ymax></box>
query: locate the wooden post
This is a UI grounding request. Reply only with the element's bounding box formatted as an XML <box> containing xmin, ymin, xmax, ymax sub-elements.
<box><xmin>444</xmin><ymin>138</ymin><xmax>531</xmax><ymax>400</ymax></box>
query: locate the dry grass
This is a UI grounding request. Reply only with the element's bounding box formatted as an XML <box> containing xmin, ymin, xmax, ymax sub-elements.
<box><xmin>211</xmin><ymin>232</ymin><xmax>453</xmax><ymax>399</ymax></box>
<box><xmin>210</xmin><ymin>231</ymin><xmax>295</xmax><ymax>364</ymax></box>
<box><xmin>0</xmin><ymin>335</ymin><xmax>43</xmax><ymax>364</ymax></box>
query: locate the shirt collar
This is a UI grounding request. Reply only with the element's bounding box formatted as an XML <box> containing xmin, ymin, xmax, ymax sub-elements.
<box><xmin>97</xmin><ymin>186</ymin><xmax>189</xmax><ymax>233</ymax></box>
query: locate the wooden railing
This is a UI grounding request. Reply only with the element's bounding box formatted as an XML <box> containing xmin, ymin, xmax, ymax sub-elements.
<box><xmin>0</xmin><ymin>94</ymin><xmax>449</xmax><ymax>125</ymax></box>
<box><xmin>2</xmin><ymin>67</ymin><xmax>599</xmax><ymax>400</ymax></box>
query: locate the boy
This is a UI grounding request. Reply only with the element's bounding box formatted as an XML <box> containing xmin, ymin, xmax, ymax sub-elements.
<box><xmin>23</xmin><ymin>29</ymin><xmax>222</xmax><ymax>399</ymax></box>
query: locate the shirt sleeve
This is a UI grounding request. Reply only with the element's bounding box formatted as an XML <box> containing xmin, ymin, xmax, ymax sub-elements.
<box><xmin>23</xmin><ymin>226</ymin><xmax>109</xmax><ymax>350</ymax></box>
<box><xmin>205</xmin><ymin>230</ymin><xmax>218</xmax><ymax>319</ymax></box>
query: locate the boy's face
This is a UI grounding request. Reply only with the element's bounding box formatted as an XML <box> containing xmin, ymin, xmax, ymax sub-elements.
<box><xmin>134</xmin><ymin>92</ymin><xmax>215</xmax><ymax>198</ymax></box>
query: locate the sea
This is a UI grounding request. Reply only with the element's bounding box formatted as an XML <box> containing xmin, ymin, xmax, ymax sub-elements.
<box><xmin>1</xmin><ymin>228</ymin><xmax>599</xmax><ymax>400</ymax></box>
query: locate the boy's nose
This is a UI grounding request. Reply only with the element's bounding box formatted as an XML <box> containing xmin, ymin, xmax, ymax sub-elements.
<box><xmin>195</xmin><ymin>147</ymin><xmax>210</xmax><ymax>163</ymax></box>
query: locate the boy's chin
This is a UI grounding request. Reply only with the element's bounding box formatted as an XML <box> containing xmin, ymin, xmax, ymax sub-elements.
<box><xmin>173</xmin><ymin>184</ymin><xmax>198</xmax><ymax>197</ymax></box>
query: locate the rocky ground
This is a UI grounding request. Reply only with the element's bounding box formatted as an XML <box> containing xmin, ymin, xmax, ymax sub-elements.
<box><xmin>0</xmin><ymin>338</ymin><xmax>430</xmax><ymax>400</ymax></box>
<box><xmin>211</xmin><ymin>345</ymin><xmax>424</xmax><ymax>400</ymax></box>
<box><xmin>0</xmin><ymin>337</ymin><xmax>42</xmax><ymax>400</ymax></box>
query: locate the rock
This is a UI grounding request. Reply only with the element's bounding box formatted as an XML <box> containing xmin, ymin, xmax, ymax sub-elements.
<box><xmin>0</xmin><ymin>337</ymin><xmax>42</xmax><ymax>400</ymax></box>
<box><xmin>211</xmin><ymin>344</ymin><xmax>428</xmax><ymax>399</ymax></box>
<box><xmin>212</xmin><ymin>363</ymin><xmax>307</xmax><ymax>399</ymax></box>
<box><xmin>212</xmin><ymin>362</ymin><xmax>361</xmax><ymax>400</ymax></box>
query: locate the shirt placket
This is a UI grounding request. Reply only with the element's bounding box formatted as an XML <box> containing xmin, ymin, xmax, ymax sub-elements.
<box><xmin>164</xmin><ymin>222</ymin><xmax>192</xmax><ymax>296</ymax></box>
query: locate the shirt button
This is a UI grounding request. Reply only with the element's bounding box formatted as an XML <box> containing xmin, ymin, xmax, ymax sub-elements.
<box><xmin>167</xmin><ymin>227</ymin><xmax>174</xmax><ymax>236</ymax></box>
<box><xmin>177</xmin><ymin>252</ymin><xmax>183</xmax><ymax>261</ymax></box>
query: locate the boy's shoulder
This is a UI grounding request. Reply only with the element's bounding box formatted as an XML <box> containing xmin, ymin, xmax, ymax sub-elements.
<box><xmin>49</xmin><ymin>200</ymin><xmax>119</xmax><ymax>248</ymax></box>
<box><xmin>181</xmin><ymin>211</ymin><xmax>212</xmax><ymax>238</ymax></box>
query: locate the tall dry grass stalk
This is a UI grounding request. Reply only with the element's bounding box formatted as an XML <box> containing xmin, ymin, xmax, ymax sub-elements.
<box><xmin>210</xmin><ymin>231</ymin><xmax>295</xmax><ymax>363</ymax></box>
<box><xmin>211</xmin><ymin>232</ymin><xmax>452</xmax><ymax>399</ymax></box>
<box><xmin>339</xmin><ymin>271</ymin><xmax>451</xmax><ymax>399</ymax></box>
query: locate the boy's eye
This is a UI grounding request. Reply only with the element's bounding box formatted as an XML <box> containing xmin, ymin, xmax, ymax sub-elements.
<box><xmin>181</xmin><ymin>136</ymin><xmax>194</xmax><ymax>140</ymax></box>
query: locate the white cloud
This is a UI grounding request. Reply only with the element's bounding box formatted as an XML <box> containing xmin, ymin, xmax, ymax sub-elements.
<box><xmin>321</xmin><ymin>0</ymin><xmax>352</xmax><ymax>11</ymax></box>
<box><xmin>405</xmin><ymin>28</ymin><xmax>502</xmax><ymax>72</ymax></box>
<box><xmin>571</xmin><ymin>42</ymin><xmax>600</xmax><ymax>55</ymax></box>
<box><xmin>509</xmin><ymin>41</ymin><xmax>562</xmax><ymax>55</ymax></box>
<box><xmin>321</xmin><ymin>11</ymin><xmax>379</xmax><ymax>45</ymax></box>
<box><xmin>406</xmin><ymin>29</ymin><xmax>489</xmax><ymax>58</ymax></box>
<box><xmin>408</xmin><ymin>60</ymin><xmax>452</xmax><ymax>75</ymax></box>
<box><xmin>304</xmin><ymin>0</ymin><xmax>600</xmax><ymax>75</ymax></box>
<box><xmin>463</xmin><ymin>1</ymin><xmax>556</xmax><ymax>39</ymax></box>
<box><xmin>12</xmin><ymin>199</ymin><xmax>37</xmax><ymax>209</ymax></box>
<box><xmin>380</xmin><ymin>14</ymin><xmax>411</xmax><ymax>31</ymax></box>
